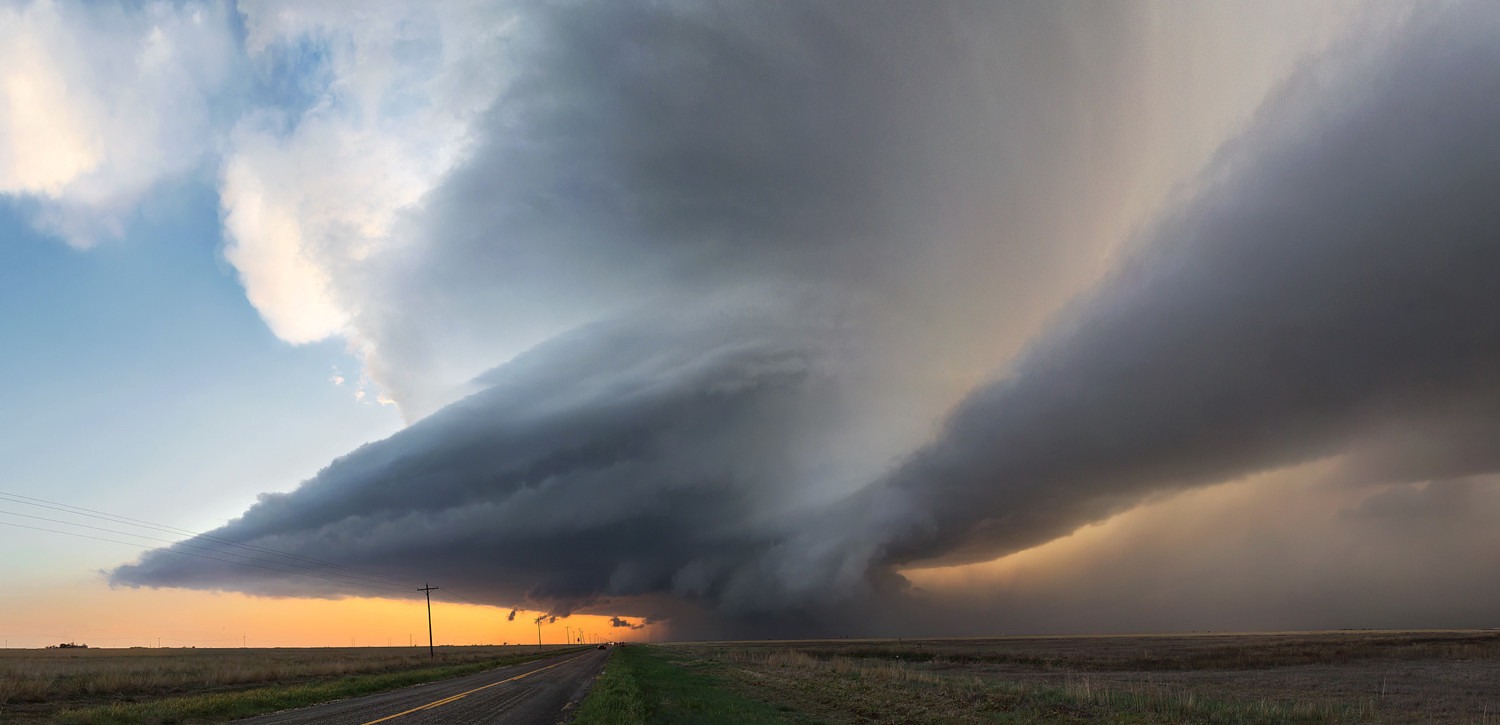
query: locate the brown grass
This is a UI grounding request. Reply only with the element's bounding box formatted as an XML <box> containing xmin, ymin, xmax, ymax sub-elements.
<box><xmin>0</xmin><ymin>644</ymin><xmax>569</xmax><ymax>720</ymax></box>
<box><xmin>734</xmin><ymin>629</ymin><xmax>1500</xmax><ymax>671</ymax></box>
<box><xmin>672</xmin><ymin>630</ymin><xmax>1500</xmax><ymax>724</ymax></box>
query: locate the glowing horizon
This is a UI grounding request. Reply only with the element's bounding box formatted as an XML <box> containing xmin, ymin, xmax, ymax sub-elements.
<box><xmin>1</xmin><ymin>585</ymin><xmax>653</xmax><ymax>650</ymax></box>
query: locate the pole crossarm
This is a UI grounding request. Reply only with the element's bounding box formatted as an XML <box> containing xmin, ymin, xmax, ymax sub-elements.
<box><xmin>418</xmin><ymin>583</ymin><xmax>439</xmax><ymax>659</ymax></box>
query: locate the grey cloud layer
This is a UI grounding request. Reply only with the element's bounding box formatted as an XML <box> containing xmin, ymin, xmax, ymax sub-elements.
<box><xmin>854</xmin><ymin>4</ymin><xmax>1500</xmax><ymax>572</ymax></box>
<box><xmin>113</xmin><ymin>2</ymin><xmax>1500</xmax><ymax>633</ymax></box>
<box><xmin>346</xmin><ymin>1</ymin><xmax>1150</xmax><ymax>419</ymax></box>
<box><xmin>114</xmin><ymin>314</ymin><xmax>844</xmax><ymax>612</ymax></box>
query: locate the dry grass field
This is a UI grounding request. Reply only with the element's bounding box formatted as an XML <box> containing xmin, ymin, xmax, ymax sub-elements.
<box><xmin>10</xmin><ymin>632</ymin><xmax>1500</xmax><ymax>722</ymax></box>
<box><xmin>663</xmin><ymin>630</ymin><xmax>1500</xmax><ymax>723</ymax></box>
<box><xmin>0</xmin><ymin>644</ymin><xmax>569</xmax><ymax>721</ymax></box>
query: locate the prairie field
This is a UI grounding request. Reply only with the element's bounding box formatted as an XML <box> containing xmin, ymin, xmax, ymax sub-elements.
<box><xmin>589</xmin><ymin>630</ymin><xmax>1500</xmax><ymax>724</ymax></box>
<box><xmin>10</xmin><ymin>632</ymin><xmax>1500</xmax><ymax>723</ymax></box>
<box><xmin>0</xmin><ymin>644</ymin><xmax>571</xmax><ymax>722</ymax></box>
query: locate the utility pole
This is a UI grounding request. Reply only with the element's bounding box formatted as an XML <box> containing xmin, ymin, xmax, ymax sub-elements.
<box><xmin>418</xmin><ymin>583</ymin><xmax>439</xmax><ymax>659</ymax></box>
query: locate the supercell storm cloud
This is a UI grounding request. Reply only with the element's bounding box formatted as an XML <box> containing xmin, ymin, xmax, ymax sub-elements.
<box><xmin>109</xmin><ymin>2</ymin><xmax>1500</xmax><ymax>635</ymax></box>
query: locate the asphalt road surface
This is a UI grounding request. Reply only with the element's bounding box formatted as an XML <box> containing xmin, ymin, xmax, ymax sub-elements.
<box><xmin>239</xmin><ymin>648</ymin><xmax>610</xmax><ymax>724</ymax></box>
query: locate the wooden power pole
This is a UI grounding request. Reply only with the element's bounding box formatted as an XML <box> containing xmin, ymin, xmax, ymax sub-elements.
<box><xmin>418</xmin><ymin>583</ymin><xmax>439</xmax><ymax>659</ymax></box>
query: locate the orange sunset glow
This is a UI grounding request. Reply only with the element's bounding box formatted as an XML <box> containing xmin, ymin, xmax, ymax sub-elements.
<box><xmin>2</xmin><ymin>586</ymin><xmax>650</xmax><ymax>650</ymax></box>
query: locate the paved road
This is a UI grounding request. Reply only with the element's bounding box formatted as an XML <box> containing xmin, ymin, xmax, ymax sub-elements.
<box><xmin>239</xmin><ymin>648</ymin><xmax>610</xmax><ymax>724</ymax></box>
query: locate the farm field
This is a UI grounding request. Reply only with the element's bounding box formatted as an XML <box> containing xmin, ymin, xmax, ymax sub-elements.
<box><xmin>592</xmin><ymin>630</ymin><xmax>1500</xmax><ymax>724</ymax></box>
<box><xmin>0</xmin><ymin>644</ymin><xmax>577</xmax><ymax>722</ymax></box>
<box><xmin>8</xmin><ymin>632</ymin><xmax>1500</xmax><ymax>723</ymax></box>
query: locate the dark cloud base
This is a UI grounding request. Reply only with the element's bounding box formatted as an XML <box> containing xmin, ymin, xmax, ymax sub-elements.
<box><xmin>112</xmin><ymin>2</ymin><xmax>1500</xmax><ymax>637</ymax></box>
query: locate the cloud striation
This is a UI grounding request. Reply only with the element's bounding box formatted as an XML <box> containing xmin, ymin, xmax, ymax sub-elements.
<box><xmin>111</xmin><ymin>1</ymin><xmax>1500</xmax><ymax>636</ymax></box>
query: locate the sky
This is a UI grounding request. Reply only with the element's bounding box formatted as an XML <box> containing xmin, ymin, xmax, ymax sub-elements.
<box><xmin>5</xmin><ymin>0</ymin><xmax>1500</xmax><ymax>647</ymax></box>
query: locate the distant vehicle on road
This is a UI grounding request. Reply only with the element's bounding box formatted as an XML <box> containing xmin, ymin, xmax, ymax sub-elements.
<box><xmin>597</xmin><ymin>644</ymin><xmax>607</xmax><ymax>649</ymax></box>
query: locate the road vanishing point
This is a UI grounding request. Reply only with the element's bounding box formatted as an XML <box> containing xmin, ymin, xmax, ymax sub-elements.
<box><xmin>238</xmin><ymin>648</ymin><xmax>610</xmax><ymax>724</ymax></box>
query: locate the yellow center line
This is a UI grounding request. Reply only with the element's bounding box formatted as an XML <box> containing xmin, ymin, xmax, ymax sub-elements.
<box><xmin>359</xmin><ymin>651</ymin><xmax>595</xmax><ymax>725</ymax></box>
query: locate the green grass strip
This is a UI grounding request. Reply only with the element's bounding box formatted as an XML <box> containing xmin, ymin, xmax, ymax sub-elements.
<box><xmin>570</xmin><ymin>648</ymin><xmax>644</xmax><ymax>724</ymax></box>
<box><xmin>572</xmin><ymin>646</ymin><xmax>791</xmax><ymax>725</ymax></box>
<box><xmin>56</xmin><ymin>648</ymin><xmax>590</xmax><ymax>724</ymax></box>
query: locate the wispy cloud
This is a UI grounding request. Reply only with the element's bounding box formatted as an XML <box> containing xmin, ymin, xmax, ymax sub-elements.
<box><xmin>0</xmin><ymin>0</ymin><xmax>237</xmax><ymax>245</ymax></box>
<box><xmin>217</xmin><ymin>2</ymin><xmax>518</xmax><ymax>349</ymax></box>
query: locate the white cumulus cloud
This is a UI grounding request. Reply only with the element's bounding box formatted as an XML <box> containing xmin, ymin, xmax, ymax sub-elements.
<box><xmin>218</xmin><ymin>0</ymin><xmax>518</xmax><ymax>347</ymax></box>
<box><xmin>0</xmin><ymin>0</ymin><xmax>237</xmax><ymax>246</ymax></box>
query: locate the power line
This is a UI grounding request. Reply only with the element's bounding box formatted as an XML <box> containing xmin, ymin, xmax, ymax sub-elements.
<box><xmin>0</xmin><ymin>514</ymin><xmax>411</xmax><ymax>597</ymax></box>
<box><xmin>0</xmin><ymin>490</ymin><xmax>518</xmax><ymax>615</ymax></box>
<box><xmin>0</xmin><ymin>490</ymin><xmax>419</xmax><ymax>590</ymax></box>
<box><xmin>0</xmin><ymin>508</ymin><xmax>404</xmax><ymax>591</ymax></box>
<box><xmin>419</xmin><ymin>583</ymin><xmax>439</xmax><ymax>659</ymax></box>
<box><xmin>0</xmin><ymin>518</ymin><xmax>412</xmax><ymax>598</ymax></box>
<box><xmin>0</xmin><ymin>520</ymin><xmax>190</xmax><ymax>553</ymax></box>
<box><xmin>0</xmin><ymin>519</ymin><xmax>414</xmax><ymax>597</ymax></box>
<box><xmin>436</xmin><ymin>588</ymin><xmax>490</xmax><ymax>607</ymax></box>
<box><xmin>0</xmin><ymin>490</ymin><xmax>420</xmax><ymax>587</ymax></box>
<box><xmin>0</xmin><ymin>493</ymin><xmax>546</xmax><ymax>651</ymax></box>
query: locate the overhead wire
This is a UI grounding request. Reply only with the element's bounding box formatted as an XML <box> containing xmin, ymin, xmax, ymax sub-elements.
<box><xmin>0</xmin><ymin>518</ymin><xmax>417</xmax><ymax>598</ymax></box>
<box><xmin>0</xmin><ymin>492</ymin><xmax>420</xmax><ymax>595</ymax></box>
<box><xmin>0</xmin><ymin>490</ymin><xmax>418</xmax><ymax>591</ymax></box>
<box><xmin>0</xmin><ymin>509</ymin><xmax>417</xmax><ymax>596</ymax></box>
<box><xmin>0</xmin><ymin>489</ymin><xmax>512</xmax><ymax>610</ymax></box>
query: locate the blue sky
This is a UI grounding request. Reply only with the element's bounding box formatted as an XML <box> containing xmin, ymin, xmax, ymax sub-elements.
<box><xmin>8</xmin><ymin>0</ymin><xmax>1500</xmax><ymax>644</ymax></box>
<box><xmin>0</xmin><ymin>0</ymin><xmax>534</xmax><ymax>644</ymax></box>
<box><xmin>0</xmin><ymin>173</ymin><xmax>401</xmax><ymax>572</ymax></box>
